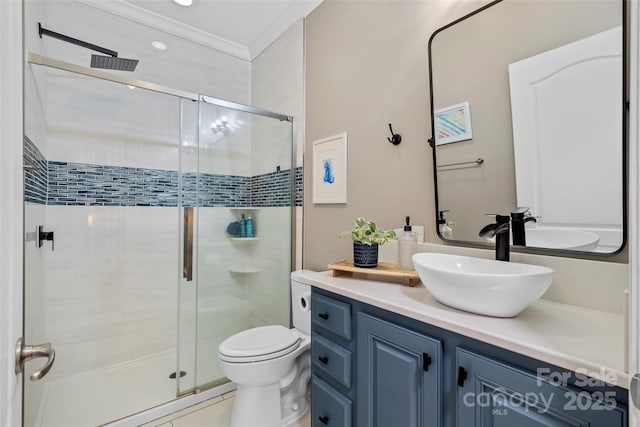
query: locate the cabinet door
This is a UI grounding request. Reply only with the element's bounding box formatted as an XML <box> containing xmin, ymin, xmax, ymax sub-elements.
<box><xmin>357</xmin><ymin>313</ymin><xmax>442</xmax><ymax>427</ymax></box>
<box><xmin>456</xmin><ymin>348</ymin><xmax>626</xmax><ymax>427</ymax></box>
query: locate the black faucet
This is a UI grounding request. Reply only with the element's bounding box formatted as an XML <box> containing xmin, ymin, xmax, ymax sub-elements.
<box><xmin>479</xmin><ymin>215</ymin><xmax>510</xmax><ymax>261</ymax></box>
<box><xmin>510</xmin><ymin>207</ymin><xmax>537</xmax><ymax>246</ymax></box>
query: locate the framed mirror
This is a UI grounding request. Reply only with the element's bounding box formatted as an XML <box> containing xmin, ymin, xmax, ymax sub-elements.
<box><xmin>428</xmin><ymin>0</ymin><xmax>627</xmax><ymax>256</ymax></box>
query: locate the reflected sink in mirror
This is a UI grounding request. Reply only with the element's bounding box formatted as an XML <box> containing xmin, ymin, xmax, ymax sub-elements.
<box><xmin>525</xmin><ymin>228</ymin><xmax>600</xmax><ymax>251</ymax></box>
<box><xmin>412</xmin><ymin>252</ymin><xmax>553</xmax><ymax>318</ymax></box>
<box><xmin>485</xmin><ymin>227</ymin><xmax>601</xmax><ymax>251</ymax></box>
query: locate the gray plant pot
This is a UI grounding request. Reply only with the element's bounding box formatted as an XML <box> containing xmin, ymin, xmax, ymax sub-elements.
<box><xmin>353</xmin><ymin>242</ymin><xmax>379</xmax><ymax>268</ymax></box>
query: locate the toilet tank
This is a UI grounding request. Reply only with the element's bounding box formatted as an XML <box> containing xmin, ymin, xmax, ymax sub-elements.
<box><xmin>291</xmin><ymin>270</ymin><xmax>312</xmax><ymax>335</ymax></box>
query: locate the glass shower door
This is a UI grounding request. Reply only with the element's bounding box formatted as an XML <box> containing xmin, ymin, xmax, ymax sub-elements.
<box><xmin>193</xmin><ymin>97</ymin><xmax>294</xmax><ymax>388</ymax></box>
<box><xmin>23</xmin><ymin>65</ymin><xmax>186</xmax><ymax>426</ymax></box>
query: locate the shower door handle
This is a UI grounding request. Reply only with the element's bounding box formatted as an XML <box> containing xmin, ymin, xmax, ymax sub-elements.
<box><xmin>183</xmin><ymin>207</ymin><xmax>194</xmax><ymax>281</ymax></box>
<box><xmin>15</xmin><ymin>337</ymin><xmax>56</xmax><ymax>381</ymax></box>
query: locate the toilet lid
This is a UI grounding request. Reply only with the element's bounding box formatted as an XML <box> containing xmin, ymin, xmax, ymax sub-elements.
<box><xmin>218</xmin><ymin>325</ymin><xmax>300</xmax><ymax>361</ymax></box>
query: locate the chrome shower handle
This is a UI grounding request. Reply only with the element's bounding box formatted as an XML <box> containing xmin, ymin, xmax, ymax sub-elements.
<box><xmin>183</xmin><ymin>207</ymin><xmax>194</xmax><ymax>282</ymax></box>
<box><xmin>15</xmin><ymin>337</ymin><xmax>56</xmax><ymax>381</ymax></box>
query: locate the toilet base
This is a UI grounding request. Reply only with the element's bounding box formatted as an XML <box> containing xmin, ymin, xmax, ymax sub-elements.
<box><xmin>281</xmin><ymin>395</ymin><xmax>309</xmax><ymax>426</ymax></box>
<box><xmin>230</xmin><ymin>383</ymin><xmax>281</xmax><ymax>427</ymax></box>
<box><xmin>229</xmin><ymin>384</ymin><xmax>309</xmax><ymax>427</ymax></box>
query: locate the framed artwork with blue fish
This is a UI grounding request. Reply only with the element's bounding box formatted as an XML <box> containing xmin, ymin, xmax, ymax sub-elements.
<box><xmin>434</xmin><ymin>101</ymin><xmax>473</xmax><ymax>145</ymax></box>
<box><xmin>312</xmin><ymin>133</ymin><xmax>347</xmax><ymax>204</ymax></box>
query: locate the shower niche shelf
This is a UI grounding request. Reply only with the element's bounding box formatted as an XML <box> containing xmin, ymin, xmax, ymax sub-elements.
<box><xmin>229</xmin><ymin>237</ymin><xmax>261</xmax><ymax>242</ymax></box>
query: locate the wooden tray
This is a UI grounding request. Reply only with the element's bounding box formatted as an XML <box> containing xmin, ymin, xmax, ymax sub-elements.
<box><xmin>328</xmin><ymin>259</ymin><xmax>420</xmax><ymax>287</ymax></box>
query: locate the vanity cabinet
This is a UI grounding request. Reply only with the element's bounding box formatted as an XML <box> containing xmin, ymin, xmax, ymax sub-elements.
<box><xmin>310</xmin><ymin>288</ymin><xmax>628</xmax><ymax>427</ymax></box>
<box><xmin>457</xmin><ymin>348</ymin><xmax>626</xmax><ymax>426</ymax></box>
<box><xmin>357</xmin><ymin>312</ymin><xmax>442</xmax><ymax>426</ymax></box>
<box><xmin>311</xmin><ymin>293</ymin><xmax>355</xmax><ymax>427</ymax></box>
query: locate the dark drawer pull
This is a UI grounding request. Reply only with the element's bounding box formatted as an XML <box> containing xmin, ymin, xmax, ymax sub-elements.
<box><xmin>318</xmin><ymin>415</ymin><xmax>330</xmax><ymax>425</ymax></box>
<box><xmin>457</xmin><ymin>366</ymin><xmax>468</xmax><ymax>387</ymax></box>
<box><xmin>318</xmin><ymin>312</ymin><xmax>329</xmax><ymax>320</ymax></box>
<box><xmin>318</xmin><ymin>356</ymin><xmax>329</xmax><ymax>365</ymax></box>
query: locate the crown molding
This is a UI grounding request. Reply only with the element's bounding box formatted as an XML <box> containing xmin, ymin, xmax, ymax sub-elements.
<box><xmin>77</xmin><ymin>0</ymin><xmax>251</xmax><ymax>61</ymax></box>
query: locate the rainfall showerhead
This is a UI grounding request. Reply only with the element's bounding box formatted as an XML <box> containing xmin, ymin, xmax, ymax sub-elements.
<box><xmin>90</xmin><ymin>54</ymin><xmax>139</xmax><ymax>72</ymax></box>
<box><xmin>38</xmin><ymin>23</ymin><xmax>139</xmax><ymax>72</ymax></box>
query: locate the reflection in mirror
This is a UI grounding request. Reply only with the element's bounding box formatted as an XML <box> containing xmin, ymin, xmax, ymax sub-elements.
<box><xmin>429</xmin><ymin>0</ymin><xmax>625</xmax><ymax>255</ymax></box>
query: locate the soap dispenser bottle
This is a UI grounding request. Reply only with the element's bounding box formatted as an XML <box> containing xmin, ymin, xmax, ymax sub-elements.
<box><xmin>438</xmin><ymin>210</ymin><xmax>453</xmax><ymax>239</ymax></box>
<box><xmin>240</xmin><ymin>214</ymin><xmax>247</xmax><ymax>238</ymax></box>
<box><xmin>245</xmin><ymin>214</ymin><xmax>254</xmax><ymax>238</ymax></box>
<box><xmin>398</xmin><ymin>216</ymin><xmax>417</xmax><ymax>270</ymax></box>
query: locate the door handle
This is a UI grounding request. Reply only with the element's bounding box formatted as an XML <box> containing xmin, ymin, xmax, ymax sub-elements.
<box><xmin>183</xmin><ymin>207</ymin><xmax>194</xmax><ymax>281</ymax></box>
<box><xmin>15</xmin><ymin>337</ymin><xmax>56</xmax><ymax>381</ymax></box>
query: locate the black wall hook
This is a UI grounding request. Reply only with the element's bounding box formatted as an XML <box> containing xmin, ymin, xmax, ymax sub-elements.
<box><xmin>387</xmin><ymin>123</ymin><xmax>402</xmax><ymax>145</ymax></box>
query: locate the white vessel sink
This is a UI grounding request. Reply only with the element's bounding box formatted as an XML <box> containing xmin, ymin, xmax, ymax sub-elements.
<box><xmin>525</xmin><ymin>228</ymin><xmax>600</xmax><ymax>251</ymax></box>
<box><xmin>412</xmin><ymin>253</ymin><xmax>553</xmax><ymax>317</ymax></box>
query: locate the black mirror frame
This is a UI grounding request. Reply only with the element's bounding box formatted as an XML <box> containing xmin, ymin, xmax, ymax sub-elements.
<box><xmin>427</xmin><ymin>0</ymin><xmax>629</xmax><ymax>259</ymax></box>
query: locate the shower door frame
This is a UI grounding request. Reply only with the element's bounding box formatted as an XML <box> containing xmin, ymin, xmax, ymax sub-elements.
<box><xmin>22</xmin><ymin>52</ymin><xmax>297</xmax><ymax>423</ymax></box>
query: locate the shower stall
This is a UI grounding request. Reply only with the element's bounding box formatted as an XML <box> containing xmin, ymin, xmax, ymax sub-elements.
<box><xmin>23</xmin><ymin>53</ymin><xmax>296</xmax><ymax>426</ymax></box>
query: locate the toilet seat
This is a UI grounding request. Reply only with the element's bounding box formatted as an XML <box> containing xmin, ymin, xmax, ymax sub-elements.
<box><xmin>219</xmin><ymin>325</ymin><xmax>301</xmax><ymax>363</ymax></box>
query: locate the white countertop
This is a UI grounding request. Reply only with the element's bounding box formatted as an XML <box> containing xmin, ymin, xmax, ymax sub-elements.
<box><xmin>302</xmin><ymin>270</ymin><xmax>629</xmax><ymax>389</ymax></box>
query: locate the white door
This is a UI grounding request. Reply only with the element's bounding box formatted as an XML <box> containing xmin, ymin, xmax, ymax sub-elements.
<box><xmin>509</xmin><ymin>26</ymin><xmax>623</xmax><ymax>238</ymax></box>
<box><xmin>0</xmin><ymin>0</ymin><xmax>24</xmax><ymax>426</ymax></box>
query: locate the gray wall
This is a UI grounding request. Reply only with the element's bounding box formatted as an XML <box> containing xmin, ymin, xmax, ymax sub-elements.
<box><xmin>304</xmin><ymin>0</ymin><xmax>479</xmax><ymax>270</ymax></box>
<box><xmin>303</xmin><ymin>0</ymin><xmax>626</xmax><ymax>270</ymax></box>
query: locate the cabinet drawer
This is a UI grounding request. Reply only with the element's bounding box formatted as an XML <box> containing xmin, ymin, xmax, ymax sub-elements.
<box><xmin>312</xmin><ymin>334</ymin><xmax>352</xmax><ymax>388</ymax></box>
<box><xmin>312</xmin><ymin>375</ymin><xmax>352</xmax><ymax>427</ymax></box>
<box><xmin>312</xmin><ymin>293</ymin><xmax>352</xmax><ymax>340</ymax></box>
<box><xmin>456</xmin><ymin>348</ymin><xmax>626</xmax><ymax>426</ymax></box>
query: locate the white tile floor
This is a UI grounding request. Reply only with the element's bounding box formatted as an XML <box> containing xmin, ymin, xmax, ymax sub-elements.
<box><xmin>141</xmin><ymin>391</ymin><xmax>311</xmax><ymax>427</ymax></box>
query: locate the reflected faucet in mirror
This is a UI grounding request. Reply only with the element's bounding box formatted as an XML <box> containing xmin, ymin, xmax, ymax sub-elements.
<box><xmin>479</xmin><ymin>215</ymin><xmax>510</xmax><ymax>262</ymax></box>
<box><xmin>511</xmin><ymin>207</ymin><xmax>537</xmax><ymax>246</ymax></box>
<box><xmin>428</xmin><ymin>0</ymin><xmax>625</xmax><ymax>256</ymax></box>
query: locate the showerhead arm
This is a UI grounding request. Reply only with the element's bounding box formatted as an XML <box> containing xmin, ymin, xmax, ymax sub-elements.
<box><xmin>38</xmin><ymin>23</ymin><xmax>117</xmax><ymax>57</ymax></box>
<box><xmin>37</xmin><ymin>23</ymin><xmax>139</xmax><ymax>71</ymax></box>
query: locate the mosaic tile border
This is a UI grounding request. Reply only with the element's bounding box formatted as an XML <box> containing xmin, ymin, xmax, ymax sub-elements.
<box><xmin>24</xmin><ymin>136</ymin><xmax>48</xmax><ymax>204</ymax></box>
<box><xmin>25</xmin><ymin>138</ymin><xmax>303</xmax><ymax>207</ymax></box>
<box><xmin>45</xmin><ymin>160</ymin><xmax>302</xmax><ymax>207</ymax></box>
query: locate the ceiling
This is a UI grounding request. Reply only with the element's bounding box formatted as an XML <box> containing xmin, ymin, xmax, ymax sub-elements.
<box><xmin>78</xmin><ymin>0</ymin><xmax>322</xmax><ymax>61</ymax></box>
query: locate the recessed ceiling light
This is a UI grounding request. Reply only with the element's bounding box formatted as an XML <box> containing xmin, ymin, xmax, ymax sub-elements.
<box><xmin>173</xmin><ymin>0</ymin><xmax>192</xmax><ymax>6</ymax></box>
<box><xmin>151</xmin><ymin>41</ymin><xmax>167</xmax><ymax>51</ymax></box>
<box><xmin>126</xmin><ymin>85</ymin><xmax>136</xmax><ymax>90</ymax></box>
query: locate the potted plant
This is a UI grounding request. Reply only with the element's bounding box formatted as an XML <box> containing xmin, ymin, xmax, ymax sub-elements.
<box><xmin>340</xmin><ymin>217</ymin><xmax>396</xmax><ymax>268</ymax></box>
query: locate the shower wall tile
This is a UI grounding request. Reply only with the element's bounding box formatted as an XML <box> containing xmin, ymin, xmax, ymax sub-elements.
<box><xmin>45</xmin><ymin>160</ymin><xmax>302</xmax><ymax>207</ymax></box>
<box><xmin>47</xmin><ymin>162</ymin><xmax>180</xmax><ymax>207</ymax></box>
<box><xmin>43</xmin><ymin>206</ymin><xmax>179</xmax><ymax>379</ymax></box>
<box><xmin>248</xmin><ymin>207</ymin><xmax>292</xmax><ymax>328</ymax></box>
<box><xmin>250</xmin><ymin>169</ymin><xmax>292</xmax><ymax>207</ymax></box>
<box><xmin>295</xmin><ymin>166</ymin><xmax>303</xmax><ymax>207</ymax></box>
<box><xmin>24</xmin><ymin>136</ymin><xmax>48</xmax><ymax>204</ymax></box>
<box><xmin>196</xmin><ymin>173</ymin><xmax>251</xmax><ymax>208</ymax></box>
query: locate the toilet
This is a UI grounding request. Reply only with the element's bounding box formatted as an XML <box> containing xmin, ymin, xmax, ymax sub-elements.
<box><xmin>218</xmin><ymin>270</ymin><xmax>312</xmax><ymax>427</ymax></box>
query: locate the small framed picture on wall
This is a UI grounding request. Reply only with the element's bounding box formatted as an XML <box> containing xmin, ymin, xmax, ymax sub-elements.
<box><xmin>312</xmin><ymin>133</ymin><xmax>347</xmax><ymax>204</ymax></box>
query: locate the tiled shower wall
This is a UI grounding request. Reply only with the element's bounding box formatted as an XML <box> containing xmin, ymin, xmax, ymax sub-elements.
<box><xmin>25</xmin><ymin>137</ymin><xmax>303</xmax><ymax>207</ymax></box>
<box><xmin>25</xmin><ymin>136</ymin><xmax>302</xmax><ymax>382</ymax></box>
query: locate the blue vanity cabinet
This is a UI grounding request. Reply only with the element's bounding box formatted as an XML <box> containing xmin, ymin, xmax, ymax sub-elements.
<box><xmin>311</xmin><ymin>292</ymin><xmax>355</xmax><ymax>427</ymax></box>
<box><xmin>357</xmin><ymin>312</ymin><xmax>442</xmax><ymax>427</ymax></box>
<box><xmin>310</xmin><ymin>288</ymin><xmax>627</xmax><ymax>427</ymax></box>
<box><xmin>456</xmin><ymin>348</ymin><xmax>627</xmax><ymax>427</ymax></box>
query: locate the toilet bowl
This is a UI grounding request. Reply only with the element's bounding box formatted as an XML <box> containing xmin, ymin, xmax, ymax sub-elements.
<box><xmin>218</xmin><ymin>271</ymin><xmax>312</xmax><ymax>427</ymax></box>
